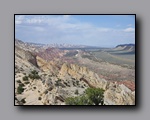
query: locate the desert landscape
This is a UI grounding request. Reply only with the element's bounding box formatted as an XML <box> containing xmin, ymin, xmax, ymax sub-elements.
<box><xmin>15</xmin><ymin>39</ymin><xmax>135</xmax><ymax>105</ymax></box>
<box><xmin>15</xmin><ymin>15</ymin><xmax>135</xmax><ymax>105</ymax></box>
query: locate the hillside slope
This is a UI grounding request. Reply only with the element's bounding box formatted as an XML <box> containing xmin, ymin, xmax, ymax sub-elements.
<box><xmin>15</xmin><ymin>39</ymin><xmax>135</xmax><ymax>105</ymax></box>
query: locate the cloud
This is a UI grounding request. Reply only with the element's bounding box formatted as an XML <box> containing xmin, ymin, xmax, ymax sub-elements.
<box><xmin>15</xmin><ymin>15</ymin><xmax>72</xmax><ymax>25</ymax></box>
<box><xmin>15</xmin><ymin>15</ymin><xmax>135</xmax><ymax>47</ymax></box>
<box><xmin>124</xmin><ymin>27</ymin><xmax>135</xmax><ymax>32</ymax></box>
<box><xmin>15</xmin><ymin>20</ymin><xmax>22</xmax><ymax>24</ymax></box>
<box><xmin>26</xmin><ymin>17</ymin><xmax>44</xmax><ymax>24</ymax></box>
<box><xmin>15</xmin><ymin>15</ymin><xmax>24</xmax><ymax>20</ymax></box>
<box><xmin>97</xmin><ymin>28</ymin><xmax>112</xmax><ymax>32</ymax></box>
<box><xmin>15</xmin><ymin>15</ymin><xmax>111</xmax><ymax>33</ymax></box>
<box><xmin>15</xmin><ymin>15</ymin><xmax>25</xmax><ymax>24</ymax></box>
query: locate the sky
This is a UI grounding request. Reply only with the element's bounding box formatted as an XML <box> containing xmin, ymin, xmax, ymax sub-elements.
<box><xmin>15</xmin><ymin>15</ymin><xmax>135</xmax><ymax>47</ymax></box>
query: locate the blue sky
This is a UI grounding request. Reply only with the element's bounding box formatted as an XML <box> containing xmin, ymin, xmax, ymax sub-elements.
<box><xmin>15</xmin><ymin>15</ymin><xmax>135</xmax><ymax>47</ymax></box>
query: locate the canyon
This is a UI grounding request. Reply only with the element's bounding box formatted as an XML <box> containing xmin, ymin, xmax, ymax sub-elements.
<box><xmin>15</xmin><ymin>39</ymin><xmax>135</xmax><ymax>105</ymax></box>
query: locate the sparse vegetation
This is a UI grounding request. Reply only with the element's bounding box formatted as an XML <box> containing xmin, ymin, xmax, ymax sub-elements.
<box><xmin>23</xmin><ymin>73</ymin><xmax>26</xmax><ymax>75</ymax></box>
<box><xmin>28</xmin><ymin>70</ymin><xmax>40</xmax><ymax>80</ymax></box>
<box><xmin>17</xmin><ymin>85</ymin><xmax>24</xmax><ymax>94</ymax></box>
<box><xmin>73</xmin><ymin>81</ymin><xmax>76</xmax><ymax>86</ymax></box>
<box><xmin>85</xmin><ymin>88</ymin><xmax>104</xmax><ymax>105</ymax></box>
<box><xmin>48</xmin><ymin>86</ymin><xmax>53</xmax><ymax>91</ymax></box>
<box><xmin>31</xmin><ymin>70</ymin><xmax>38</xmax><ymax>75</ymax></box>
<box><xmin>38</xmin><ymin>97</ymin><xmax>42</xmax><ymax>100</ymax></box>
<box><xmin>17</xmin><ymin>80</ymin><xmax>21</xmax><ymax>83</ymax></box>
<box><xmin>24</xmin><ymin>81</ymin><xmax>30</xmax><ymax>84</ymax></box>
<box><xmin>65</xmin><ymin>96</ymin><xmax>91</xmax><ymax>105</ymax></box>
<box><xmin>23</xmin><ymin>76</ymin><xmax>28</xmax><ymax>81</ymax></box>
<box><xmin>15</xmin><ymin>39</ymin><xmax>135</xmax><ymax>105</ymax></box>
<box><xmin>75</xmin><ymin>89</ymin><xmax>79</xmax><ymax>95</ymax></box>
<box><xmin>63</xmin><ymin>82</ymin><xmax>68</xmax><ymax>86</ymax></box>
<box><xmin>44</xmin><ymin>90</ymin><xmax>48</xmax><ymax>94</ymax></box>
<box><xmin>55</xmin><ymin>79</ymin><xmax>64</xmax><ymax>87</ymax></box>
<box><xmin>21</xmin><ymin>98</ymin><xmax>26</xmax><ymax>104</ymax></box>
<box><xmin>65</xmin><ymin>88</ymin><xmax>105</xmax><ymax>105</ymax></box>
<box><xmin>19</xmin><ymin>83</ymin><xmax>25</xmax><ymax>87</ymax></box>
<box><xmin>55</xmin><ymin>80</ymin><xmax>60</xmax><ymax>87</ymax></box>
<box><xmin>76</xmin><ymin>81</ymin><xmax>79</xmax><ymax>86</ymax></box>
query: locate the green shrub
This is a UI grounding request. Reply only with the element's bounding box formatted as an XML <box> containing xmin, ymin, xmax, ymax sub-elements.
<box><xmin>17</xmin><ymin>85</ymin><xmax>24</xmax><ymax>94</ymax></box>
<box><xmin>55</xmin><ymin>80</ymin><xmax>62</xmax><ymax>87</ymax></box>
<box><xmin>24</xmin><ymin>81</ymin><xmax>30</xmax><ymax>84</ymax></box>
<box><xmin>85</xmin><ymin>88</ymin><xmax>105</xmax><ymax>105</ymax></box>
<box><xmin>34</xmin><ymin>74</ymin><xmax>40</xmax><ymax>79</ymax></box>
<box><xmin>23</xmin><ymin>73</ymin><xmax>26</xmax><ymax>75</ymax></box>
<box><xmin>21</xmin><ymin>98</ymin><xmax>26</xmax><ymax>104</ymax></box>
<box><xmin>73</xmin><ymin>81</ymin><xmax>76</xmax><ymax>86</ymax></box>
<box><xmin>64</xmin><ymin>82</ymin><xmax>68</xmax><ymax>86</ymax></box>
<box><xmin>38</xmin><ymin>97</ymin><xmax>42</xmax><ymax>100</ymax></box>
<box><xmin>65</xmin><ymin>88</ymin><xmax>105</xmax><ymax>105</ymax></box>
<box><xmin>44</xmin><ymin>90</ymin><xmax>48</xmax><ymax>94</ymax></box>
<box><xmin>75</xmin><ymin>89</ymin><xmax>79</xmax><ymax>95</ymax></box>
<box><xmin>65</xmin><ymin>97</ymin><xmax>80</xmax><ymax>105</ymax></box>
<box><xmin>28</xmin><ymin>70</ymin><xmax>40</xmax><ymax>80</ymax></box>
<box><xmin>55</xmin><ymin>81</ymin><xmax>59</xmax><ymax>87</ymax></box>
<box><xmin>65</xmin><ymin>96</ymin><xmax>91</xmax><ymax>105</ymax></box>
<box><xmin>19</xmin><ymin>83</ymin><xmax>25</xmax><ymax>87</ymax></box>
<box><xmin>28</xmin><ymin>74</ymin><xmax>33</xmax><ymax>79</ymax></box>
<box><xmin>76</xmin><ymin>81</ymin><xmax>79</xmax><ymax>86</ymax></box>
<box><xmin>17</xmin><ymin>80</ymin><xmax>21</xmax><ymax>83</ymax></box>
<box><xmin>23</xmin><ymin>76</ymin><xmax>28</xmax><ymax>81</ymax></box>
<box><xmin>31</xmin><ymin>70</ymin><xmax>38</xmax><ymax>75</ymax></box>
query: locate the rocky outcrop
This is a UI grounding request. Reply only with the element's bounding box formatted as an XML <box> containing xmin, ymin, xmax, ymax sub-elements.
<box><xmin>58</xmin><ymin>63</ymin><xmax>135</xmax><ymax>105</ymax></box>
<box><xmin>59</xmin><ymin>63</ymin><xmax>110</xmax><ymax>89</ymax></box>
<box><xmin>15</xmin><ymin>75</ymin><xmax>78</xmax><ymax>105</ymax></box>
<box><xmin>104</xmin><ymin>84</ymin><xmax>135</xmax><ymax>105</ymax></box>
<box><xmin>15</xmin><ymin>45</ymin><xmax>34</xmax><ymax>61</ymax></box>
<box><xmin>15</xmin><ymin>78</ymin><xmax>65</xmax><ymax>105</ymax></box>
<box><xmin>36</xmin><ymin>56</ymin><xmax>59</xmax><ymax>75</ymax></box>
<box><xmin>15</xmin><ymin>39</ymin><xmax>135</xmax><ymax>105</ymax></box>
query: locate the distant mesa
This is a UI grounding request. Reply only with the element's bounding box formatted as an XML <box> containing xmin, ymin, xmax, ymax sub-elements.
<box><xmin>115</xmin><ymin>44</ymin><xmax>135</xmax><ymax>53</ymax></box>
<box><xmin>116</xmin><ymin>44</ymin><xmax>135</xmax><ymax>48</ymax></box>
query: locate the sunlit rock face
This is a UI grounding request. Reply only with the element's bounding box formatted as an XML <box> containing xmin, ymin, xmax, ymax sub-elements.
<box><xmin>15</xmin><ymin>39</ymin><xmax>135</xmax><ymax>105</ymax></box>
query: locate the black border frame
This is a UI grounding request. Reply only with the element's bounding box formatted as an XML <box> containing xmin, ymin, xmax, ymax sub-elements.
<box><xmin>14</xmin><ymin>14</ymin><xmax>136</xmax><ymax>107</ymax></box>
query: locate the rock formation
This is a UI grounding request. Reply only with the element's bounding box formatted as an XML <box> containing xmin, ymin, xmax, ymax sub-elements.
<box><xmin>58</xmin><ymin>63</ymin><xmax>135</xmax><ymax>105</ymax></box>
<box><xmin>15</xmin><ymin>39</ymin><xmax>135</xmax><ymax>105</ymax></box>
